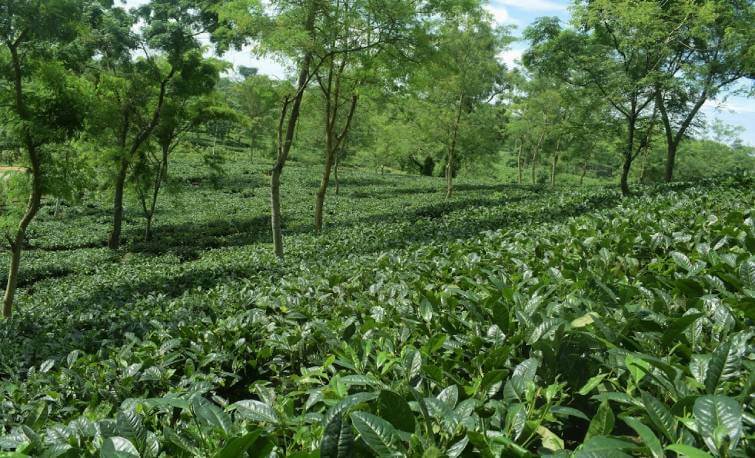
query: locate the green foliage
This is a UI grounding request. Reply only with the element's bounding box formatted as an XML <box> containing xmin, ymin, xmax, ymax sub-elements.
<box><xmin>0</xmin><ymin>153</ymin><xmax>752</xmax><ymax>456</ymax></box>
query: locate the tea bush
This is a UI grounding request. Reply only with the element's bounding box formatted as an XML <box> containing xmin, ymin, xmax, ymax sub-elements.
<box><xmin>0</xmin><ymin>155</ymin><xmax>752</xmax><ymax>457</ymax></box>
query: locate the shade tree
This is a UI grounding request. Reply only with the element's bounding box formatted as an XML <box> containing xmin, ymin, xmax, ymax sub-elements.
<box><xmin>0</xmin><ymin>0</ymin><xmax>95</xmax><ymax>317</ymax></box>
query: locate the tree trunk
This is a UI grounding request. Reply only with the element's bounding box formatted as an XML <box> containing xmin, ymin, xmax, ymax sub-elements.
<box><xmin>657</xmin><ymin>88</ymin><xmax>707</xmax><ymax>183</ymax></box>
<box><xmin>334</xmin><ymin>151</ymin><xmax>340</xmax><ymax>195</ymax></box>
<box><xmin>249</xmin><ymin>128</ymin><xmax>255</xmax><ymax>162</ymax></box>
<box><xmin>550</xmin><ymin>138</ymin><xmax>561</xmax><ymax>188</ymax></box>
<box><xmin>3</xmin><ymin>164</ymin><xmax>41</xmax><ymax>318</ymax></box>
<box><xmin>108</xmin><ymin>68</ymin><xmax>174</xmax><ymax>250</ymax></box>
<box><xmin>550</xmin><ymin>152</ymin><xmax>559</xmax><ymax>188</ymax></box>
<box><xmin>580</xmin><ymin>159</ymin><xmax>588</xmax><ymax>185</ymax></box>
<box><xmin>530</xmin><ymin>131</ymin><xmax>545</xmax><ymax>185</ymax></box>
<box><xmin>663</xmin><ymin>142</ymin><xmax>676</xmax><ymax>183</ymax></box>
<box><xmin>314</xmin><ymin>146</ymin><xmax>335</xmax><ymax>234</ymax></box>
<box><xmin>620</xmin><ymin>155</ymin><xmax>632</xmax><ymax>197</ymax></box>
<box><xmin>270</xmin><ymin>8</ymin><xmax>316</xmax><ymax>258</ymax></box>
<box><xmin>315</xmin><ymin>95</ymin><xmax>356</xmax><ymax>233</ymax></box>
<box><xmin>162</xmin><ymin>143</ymin><xmax>169</xmax><ymax>181</ymax></box>
<box><xmin>144</xmin><ymin>215</ymin><xmax>153</xmax><ymax>242</ymax></box>
<box><xmin>516</xmin><ymin>141</ymin><xmax>523</xmax><ymax>185</ymax></box>
<box><xmin>108</xmin><ymin>158</ymin><xmax>128</xmax><ymax>249</ymax></box>
<box><xmin>270</xmin><ymin>167</ymin><xmax>284</xmax><ymax>257</ymax></box>
<box><xmin>3</xmin><ymin>43</ymin><xmax>43</xmax><ymax>318</ymax></box>
<box><xmin>446</xmin><ymin>94</ymin><xmax>464</xmax><ymax>198</ymax></box>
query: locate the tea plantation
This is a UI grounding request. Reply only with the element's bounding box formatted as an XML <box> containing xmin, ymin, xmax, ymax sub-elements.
<box><xmin>0</xmin><ymin>155</ymin><xmax>753</xmax><ymax>457</ymax></box>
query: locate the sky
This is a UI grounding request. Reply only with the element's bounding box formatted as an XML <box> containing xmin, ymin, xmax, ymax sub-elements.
<box><xmin>122</xmin><ymin>0</ymin><xmax>754</xmax><ymax>145</ymax></box>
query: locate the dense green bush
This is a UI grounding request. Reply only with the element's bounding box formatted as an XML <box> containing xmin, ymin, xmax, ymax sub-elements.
<box><xmin>0</xmin><ymin>155</ymin><xmax>752</xmax><ymax>457</ymax></box>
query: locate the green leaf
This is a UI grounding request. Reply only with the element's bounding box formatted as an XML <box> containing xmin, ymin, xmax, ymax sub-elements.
<box><xmin>661</xmin><ymin>313</ymin><xmax>703</xmax><ymax>347</ymax></box>
<box><xmin>377</xmin><ymin>390</ymin><xmax>415</xmax><ymax>433</ymax></box>
<box><xmin>447</xmin><ymin>435</ymin><xmax>469</xmax><ymax>457</ymax></box>
<box><xmin>641</xmin><ymin>391</ymin><xmax>676</xmax><ymax>442</ymax></box>
<box><xmin>321</xmin><ymin>414</ymin><xmax>354</xmax><ymax>458</ymax></box>
<box><xmin>100</xmin><ymin>437</ymin><xmax>139</xmax><ymax>458</ymax></box>
<box><xmin>693</xmin><ymin>395</ymin><xmax>743</xmax><ymax>454</ymax></box>
<box><xmin>536</xmin><ymin>425</ymin><xmax>564</xmax><ymax>451</ymax></box>
<box><xmin>622</xmin><ymin>416</ymin><xmax>663</xmax><ymax>458</ymax></box>
<box><xmin>424</xmin><ymin>397</ymin><xmax>461</xmax><ymax>432</ymax></box>
<box><xmin>527</xmin><ymin>318</ymin><xmax>563</xmax><ymax>344</ymax></box>
<box><xmin>323</xmin><ymin>392</ymin><xmax>378</xmax><ymax>426</ymax></box>
<box><xmin>419</xmin><ymin>298</ymin><xmax>433</xmax><ymax>321</ymax></box>
<box><xmin>214</xmin><ymin>431</ymin><xmax>262</xmax><ymax>458</ymax></box>
<box><xmin>405</xmin><ymin>350</ymin><xmax>422</xmax><ymax>380</ymax></box>
<box><xmin>625</xmin><ymin>354</ymin><xmax>651</xmax><ymax>386</ymax></box>
<box><xmin>585</xmin><ymin>401</ymin><xmax>614</xmax><ymax>440</ymax></box>
<box><xmin>671</xmin><ymin>252</ymin><xmax>694</xmax><ymax>272</ymax></box>
<box><xmin>570</xmin><ymin>312</ymin><xmax>597</xmax><ymax>328</ymax></box>
<box><xmin>436</xmin><ymin>385</ymin><xmax>458</xmax><ymax>408</ymax></box>
<box><xmin>231</xmin><ymin>399</ymin><xmax>279</xmax><ymax>424</ymax></box>
<box><xmin>550</xmin><ymin>406</ymin><xmax>589</xmax><ymax>421</ymax></box>
<box><xmin>491</xmin><ymin>301</ymin><xmax>509</xmax><ymax>332</ymax></box>
<box><xmin>115</xmin><ymin>410</ymin><xmax>147</xmax><ymax>450</ymax></box>
<box><xmin>703</xmin><ymin>340</ymin><xmax>739</xmax><ymax>394</ymax></box>
<box><xmin>574</xmin><ymin>436</ymin><xmax>636</xmax><ymax>458</ymax></box>
<box><xmin>192</xmin><ymin>397</ymin><xmax>232</xmax><ymax>435</ymax></box>
<box><xmin>665</xmin><ymin>444</ymin><xmax>713</xmax><ymax>458</ymax></box>
<box><xmin>578</xmin><ymin>373</ymin><xmax>606</xmax><ymax>396</ymax></box>
<box><xmin>163</xmin><ymin>426</ymin><xmax>199</xmax><ymax>455</ymax></box>
<box><xmin>738</xmin><ymin>258</ymin><xmax>755</xmax><ymax>289</ymax></box>
<box><xmin>350</xmin><ymin>411</ymin><xmax>401</xmax><ymax>457</ymax></box>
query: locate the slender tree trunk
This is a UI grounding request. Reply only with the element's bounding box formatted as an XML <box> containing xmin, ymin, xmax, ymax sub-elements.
<box><xmin>162</xmin><ymin>142</ymin><xmax>169</xmax><ymax>181</ymax></box>
<box><xmin>334</xmin><ymin>150</ymin><xmax>340</xmax><ymax>195</ymax></box>
<box><xmin>620</xmin><ymin>112</ymin><xmax>639</xmax><ymax>197</ymax></box>
<box><xmin>580</xmin><ymin>158</ymin><xmax>588</xmax><ymax>185</ymax></box>
<box><xmin>108</xmin><ymin>158</ymin><xmax>128</xmax><ymax>249</ymax></box>
<box><xmin>657</xmin><ymin>87</ymin><xmax>707</xmax><ymax>183</ymax></box>
<box><xmin>620</xmin><ymin>155</ymin><xmax>633</xmax><ymax>196</ymax></box>
<box><xmin>550</xmin><ymin>138</ymin><xmax>561</xmax><ymax>188</ymax></box>
<box><xmin>249</xmin><ymin>128</ymin><xmax>255</xmax><ymax>162</ymax></box>
<box><xmin>146</xmin><ymin>147</ymin><xmax>167</xmax><ymax>241</ymax></box>
<box><xmin>3</xmin><ymin>45</ymin><xmax>42</xmax><ymax>318</ymax></box>
<box><xmin>550</xmin><ymin>152</ymin><xmax>559</xmax><ymax>187</ymax></box>
<box><xmin>639</xmin><ymin>148</ymin><xmax>648</xmax><ymax>184</ymax></box>
<box><xmin>271</xmin><ymin>168</ymin><xmax>284</xmax><ymax>257</ymax></box>
<box><xmin>663</xmin><ymin>142</ymin><xmax>676</xmax><ymax>183</ymax></box>
<box><xmin>516</xmin><ymin>141</ymin><xmax>523</xmax><ymax>184</ymax></box>
<box><xmin>3</xmin><ymin>165</ymin><xmax>41</xmax><ymax>318</ymax></box>
<box><xmin>530</xmin><ymin>131</ymin><xmax>546</xmax><ymax>185</ymax></box>
<box><xmin>314</xmin><ymin>141</ymin><xmax>335</xmax><ymax>233</ymax></box>
<box><xmin>271</xmin><ymin>9</ymin><xmax>315</xmax><ymax>258</ymax></box>
<box><xmin>108</xmin><ymin>69</ymin><xmax>174</xmax><ymax>250</ymax></box>
<box><xmin>315</xmin><ymin>95</ymin><xmax>356</xmax><ymax>233</ymax></box>
<box><xmin>446</xmin><ymin>94</ymin><xmax>464</xmax><ymax>198</ymax></box>
<box><xmin>144</xmin><ymin>215</ymin><xmax>153</xmax><ymax>242</ymax></box>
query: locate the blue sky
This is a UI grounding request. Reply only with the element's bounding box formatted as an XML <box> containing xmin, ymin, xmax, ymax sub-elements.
<box><xmin>124</xmin><ymin>0</ymin><xmax>754</xmax><ymax>145</ymax></box>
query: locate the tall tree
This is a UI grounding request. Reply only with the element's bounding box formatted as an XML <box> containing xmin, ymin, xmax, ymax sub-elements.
<box><xmin>525</xmin><ymin>2</ymin><xmax>685</xmax><ymax>195</ymax></box>
<box><xmin>656</xmin><ymin>0</ymin><xmax>754</xmax><ymax>181</ymax></box>
<box><xmin>91</xmin><ymin>0</ymin><xmax>210</xmax><ymax>250</ymax></box>
<box><xmin>135</xmin><ymin>55</ymin><xmax>226</xmax><ymax>241</ymax></box>
<box><xmin>229</xmin><ymin>73</ymin><xmax>284</xmax><ymax>161</ymax></box>
<box><xmin>420</xmin><ymin>8</ymin><xmax>509</xmax><ymax>197</ymax></box>
<box><xmin>0</xmin><ymin>0</ymin><xmax>93</xmax><ymax>318</ymax></box>
<box><xmin>219</xmin><ymin>0</ymin><xmax>477</xmax><ymax>256</ymax></box>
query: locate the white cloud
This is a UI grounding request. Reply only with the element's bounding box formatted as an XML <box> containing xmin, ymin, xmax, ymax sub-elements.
<box><xmin>492</xmin><ymin>0</ymin><xmax>567</xmax><ymax>12</ymax></box>
<box><xmin>703</xmin><ymin>98</ymin><xmax>755</xmax><ymax>114</ymax></box>
<box><xmin>498</xmin><ymin>49</ymin><xmax>523</xmax><ymax>67</ymax></box>
<box><xmin>484</xmin><ymin>4</ymin><xmax>517</xmax><ymax>25</ymax></box>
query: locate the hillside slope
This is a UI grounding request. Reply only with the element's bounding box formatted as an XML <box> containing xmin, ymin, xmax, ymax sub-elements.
<box><xmin>1</xmin><ymin>155</ymin><xmax>753</xmax><ymax>457</ymax></box>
